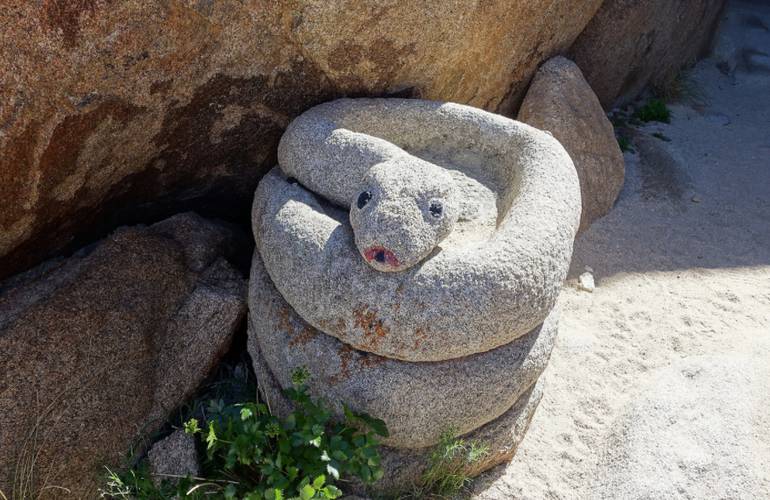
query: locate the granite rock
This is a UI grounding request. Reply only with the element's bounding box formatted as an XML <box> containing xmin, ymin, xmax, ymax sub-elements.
<box><xmin>247</xmin><ymin>251</ymin><xmax>557</xmax><ymax>449</ymax></box>
<box><xmin>148</xmin><ymin>430</ymin><xmax>200</xmax><ymax>484</ymax></box>
<box><xmin>519</xmin><ymin>57</ymin><xmax>625</xmax><ymax>231</ymax></box>
<box><xmin>0</xmin><ymin>213</ymin><xmax>246</xmax><ymax>498</ymax></box>
<box><xmin>570</xmin><ymin>0</ymin><xmax>726</xmax><ymax>107</ymax></box>
<box><xmin>0</xmin><ymin>0</ymin><xmax>604</xmax><ymax>280</ymax></box>
<box><xmin>253</xmin><ymin>98</ymin><xmax>581</xmax><ymax>362</ymax></box>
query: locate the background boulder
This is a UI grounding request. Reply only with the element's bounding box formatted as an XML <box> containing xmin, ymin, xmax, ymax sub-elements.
<box><xmin>570</xmin><ymin>0</ymin><xmax>726</xmax><ymax>108</ymax></box>
<box><xmin>0</xmin><ymin>0</ymin><xmax>605</xmax><ymax>280</ymax></box>
<box><xmin>0</xmin><ymin>213</ymin><xmax>246</xmax><ymax>498</ymax></box>
<box><xmin>518</xmin><ymin>56</ymin><xmax>625</xmax><ymax>231</ymax></box>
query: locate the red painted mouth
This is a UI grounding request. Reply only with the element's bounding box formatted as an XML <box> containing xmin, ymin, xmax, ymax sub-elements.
<box><xmin>364</xmin><ymin>246</ymin><xmax>400</xmax><ymax>267</ymax></box>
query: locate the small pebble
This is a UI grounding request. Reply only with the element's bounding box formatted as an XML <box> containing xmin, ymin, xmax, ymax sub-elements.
<box><xmin>578</xmin><ymin>272</ymin><xmax>595</xmax><ymax>293</ymax></box>
<box><xmin>691</xmin><ymin>195</ymin><xmax>701</xmax><ymax>203</ymax></box>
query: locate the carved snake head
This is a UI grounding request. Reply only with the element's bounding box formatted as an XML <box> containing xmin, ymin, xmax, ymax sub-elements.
<box><xmin>349</xmin><ymin>158</ymin><xmax>459</xmax><ymax>272</ymax></box>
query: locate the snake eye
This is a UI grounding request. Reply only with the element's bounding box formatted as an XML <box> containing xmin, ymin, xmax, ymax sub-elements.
<box><xmin>429</xmin><ymin>200</ymin><xmax>443</xmax><ymax>218</ymax></box>
<box><xmin>357</xmin><ymin>191</ymin><xmax>372</xmax><ymax>209</ymax></box>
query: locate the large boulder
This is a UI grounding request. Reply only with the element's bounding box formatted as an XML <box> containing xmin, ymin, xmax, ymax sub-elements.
<box><xmin>518</xmin><ymin>56</ymin><xmax>625</xmax><ymax>231</ymax></box>
<box><xmin>0</xmin><ymin>213</ymin><xmax>247</xmax><ymax>498</ymax></box>
<box><xmin>570</xmin><ymin>0</ymin><xmax>726</xmax><ymax>107</ymax></box>
<box><xmin>0</xmin><ymin>0</ymin><xmax>604</xmax><ymax>280</ymax></box>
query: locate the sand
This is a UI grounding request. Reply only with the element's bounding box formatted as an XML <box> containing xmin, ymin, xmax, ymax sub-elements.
<box><xmin>470</xmin><ymin>2</ymin><xmax>770</xmax><ymax>498</ymax></box>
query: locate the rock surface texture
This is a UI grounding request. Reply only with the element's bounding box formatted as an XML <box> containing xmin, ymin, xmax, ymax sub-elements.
<box><xmin>148</xmin><ymin>430</ymin><xmax>201</xmax><ymax>485</ymax></box>
<box><xmin>0</xmin><ymin>213</ymin><xmax>247</xmax><ymax>498</ymax></box>
<box><xmin>519</xmin><ymin>56</ymin><xmax>625</xmax><ymax>231</ymax></box>
<box><xmin>0</xmin><ymin>0</ymin><xmax>606</xmax><ymax>280</ymax></box>
<box><xmin>249</xmin><ymin>98</ymin><xmax>580</xmax><ymax>491</ymax></box>
<box><xmin>570</xmin><ymin>0</ymin><xmax>726</xmax><ymax>107</ymax></box>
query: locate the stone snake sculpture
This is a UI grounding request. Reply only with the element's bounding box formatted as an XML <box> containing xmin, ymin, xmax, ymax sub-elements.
<box><xmin>252</xmin><ymin>98</ymin><xmax>581</xmax><ymax>362</ymax></box>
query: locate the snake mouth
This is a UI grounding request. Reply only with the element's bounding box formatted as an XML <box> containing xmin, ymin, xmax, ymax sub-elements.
<box><xmin>363</xmin><ymin>246</ymin><xmax>400</xmax><ymax>268</ymax></box>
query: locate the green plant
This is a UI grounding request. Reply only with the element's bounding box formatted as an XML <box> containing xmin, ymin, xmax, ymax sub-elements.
<box><xmin>617</xmin><ymin>136</ymin><xmax>634</xmax><ymax>153</ymax></box>
<box><xmin>101</xmin><ymin>367</ymin><xmax>387</xmax><ymax>500</ymax></box>
<box><xmin>633</xmin><ymin>99</ymin><xmax>671</xmax><ymax>124</ymax></box>
<box><xmin>399</xmin><ymin>431</ymin><xmax>489</xmax><ymax>499</ymax></box>
<box><xmin>102</xmin><ymin>464</ymin><xmax>198</xmax><ymax>499</ymax></box>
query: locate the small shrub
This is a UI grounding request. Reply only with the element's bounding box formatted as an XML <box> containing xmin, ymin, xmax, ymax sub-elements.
<box><xmin>101</xmin><ymin>368</ymin><xmax>388</xmax><ymax>499</ymax></box>
<box><xmin>633</xmin><ymin>99</ymin><xmax>671</xmax><ymax>124</ymax></box>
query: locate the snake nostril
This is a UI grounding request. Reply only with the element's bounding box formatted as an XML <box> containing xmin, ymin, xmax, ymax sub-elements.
<box><xmin>375</xmin><ymin>250</ymin><xmax>386</xmax><ymax>263</ymax></box>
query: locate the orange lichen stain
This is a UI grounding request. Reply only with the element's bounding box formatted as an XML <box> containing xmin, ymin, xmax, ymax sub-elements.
<box><xmin>328</xmin><ymin>344</ymin><xmax>355</xmax><ymax>385</ymax></box>
<box><xmin>288</xmin><ymin>326</ymin><xmax>317</xmax><ymax>347</ymax></box>
<box><xmin>413</xmin><ymin>328</ymin><xmax>429</xmax><ymax>350</ymax></box>
<box><xmin>277</xmin><ymin>306</ymin><xmax>295</xmax><ymax>334</ymax></box>
<box><xmin>352</xmin><ymin>305</ymin><xmax>389</xmax><ymax>351</ymax></box>
<box><xmin>317</xmin><ymin>317</ymin><xmax>346</xmax><ymax>334</ymax></box>
<box><xmin>277</xmin><ymin>306</ymin><xmax>318</xmax><ymax>347</ymax></box>
<box><xmin>358</xmin><ymin>352</ymin><xmax>387</xmax><ymax>369</ymax></box>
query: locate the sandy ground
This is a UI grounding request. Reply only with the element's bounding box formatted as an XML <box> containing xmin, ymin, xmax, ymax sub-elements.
<box><xmin>470</xmin><ymin>3</ymin><xmax>770</xmax><ymax>499</ymax></box>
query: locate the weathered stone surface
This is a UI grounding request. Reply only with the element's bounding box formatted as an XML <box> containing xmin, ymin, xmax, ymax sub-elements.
<box><xmin>148</xmin><ymin>430</ymin><xmax>200</xmax><ymax>484</ymax></box>
<box><xmin>569</xmin><ymin>0</ymin><xmax>726</xmax><ymax>108</ymax></box>
<box><xmin>250</xmin><ymin>335</ymin><xmax>544</xmax><ymax>495</ymax></box>
<box><xmin>518</xmin><ymin>56</ymin><xmax>625</xmax><ymax>231</ymax></box>
<box><xmin>247</xmin><ymin>251</ymin><xmax>557</xmax><ymax>449</ymax></box>
<box><xmin>0</xmin><ymin>0</ymin><xmax>604</xmax><ymax>280</ymax></box>
<box><xmin>0</xmin><ymin>213</ymin><xmax>246</xmax><ymax>498</ymax></box>
<box><xmin>253</xmin><ymin>99</ymin><xmax>581</xmax><ymax>362</ymax></box>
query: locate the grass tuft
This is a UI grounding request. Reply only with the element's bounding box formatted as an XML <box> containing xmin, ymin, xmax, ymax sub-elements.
<box><xmin>633</xmin><ymin>99</ymin><xmax>671</xmax><ymax>124</ymax></box>
<box><xmin>397</xmin><ymin>431</ymin><xmax>489</xmax><ymax>499</ymax></box>
<box><xmin>652</xmin><ymin>70</ymin><xmax>705</xmax><ymax>105</ymax></box>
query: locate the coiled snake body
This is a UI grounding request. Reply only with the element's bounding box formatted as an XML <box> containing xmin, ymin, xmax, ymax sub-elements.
<box><xmin>252</xmin><ymin>98</ymin><xmax>581</xmax><ymax>362</ymax></box>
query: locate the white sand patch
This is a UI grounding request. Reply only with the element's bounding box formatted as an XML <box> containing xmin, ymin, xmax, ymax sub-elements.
<box><xmin>471</xmin><ymin>2</ymin><xmax>770</xmax><ymax>498</ymax></box>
